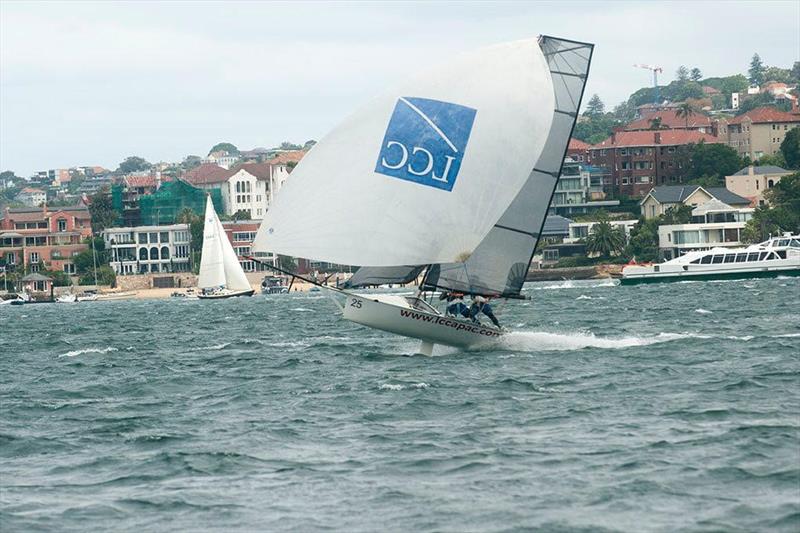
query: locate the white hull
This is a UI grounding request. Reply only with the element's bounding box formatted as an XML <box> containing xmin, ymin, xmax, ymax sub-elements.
<box><xmin>198</xmin><ymin>289</ymin><xmax>255</xmax><ymax>300</ymax></box>
<box><xmin>341</xmin><ymin>293</ymin><xmax>503</xmax><ymax>350</ymax></box>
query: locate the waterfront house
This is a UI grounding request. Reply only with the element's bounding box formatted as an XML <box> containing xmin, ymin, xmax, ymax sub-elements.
<box><xmin>0</xmin><ymin>205</ymin><xmax>92</xmax><ymax>275</ymax></box>
<box><xmin>724</xmin><ymin>165</ymin><xmax>792</xmax><ymax>206</ymax></box>
<box><xmin>550</xmin><ymin>158</ymin><xmax>619</xmax><ymax>216</ymax></box>
<box><xmin>567</xmin><ymin>138</ymin><xmax>591</xmax><ymax>163</ymax></box>
<box><xmin>623</xmin><ymin>109</ymin><xmax>714</xmax><ymax>133</ymax></box>
<box><xmin>564</xmin><ymin>219</ymin><xmax>639</xmax><ymax>245</ymax></box>
<box><xmin>20</xmin><ymin>272</ymin><xmax>52</xmax><ymax>295</ymax></box>
<box><xmin>658</xmin><ymin>200</ymin><xmax>754</xmax><ymax>260</ymax></box>
<box><xmin>639</xmin><ymin>185</ymin><xmax>750</xmax><ymax>220</ymax></box>
<box><xmin>103</xmin><ymin>224</ymin><xmax>191</xmax><ymax>275</ymax></box>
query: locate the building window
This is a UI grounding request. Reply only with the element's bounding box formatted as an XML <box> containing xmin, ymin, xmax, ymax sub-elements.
<box><xmin>768</xmin><ymin>179</ymin><xmax>774</xmax><ymax>188</ymax></box>
<box><xmin>30</xmin><ymin>264</ymin><xmax>40</xmax><ymax>273</ymax></box>
<box><xmin>160</xmin><ymin>246</ymin><xmax>169</xmax><ymax>260</ymax></box>
<box><xmin>138</xmin><ymin>233</ymin><xmax>148</xmax><ymax>244</ymax></box>
<box><xmin>57</xmin><ymin>218</ymin><xmax>67</xmax><ymax>232</ymax></box>
<box><xmin>29</xmin><ymin>252</ymin><xmax>40</xmax><ymax>264</ymax></box>
<box><xmin>150</xmin><ymin>247</ymin><xmax>159</xmax><ymax>260</ymax></box>
<box><xmin>63</xmin><ymin>263</ymin><xmax>76</xmax><ymax>274</ymax></box>
<box><xmin>5</xmin><ymin>252</ymin><xmax>16</xmax><ymax>265</ymax></box>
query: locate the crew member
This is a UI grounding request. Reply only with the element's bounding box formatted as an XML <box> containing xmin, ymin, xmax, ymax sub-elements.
<box><xmin>470</xmin><ymin>295</ymin><xmax>501</xmax><ymax>328</ymax></box>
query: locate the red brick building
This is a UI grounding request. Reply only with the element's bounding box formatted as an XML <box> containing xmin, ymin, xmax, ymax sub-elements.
<box><xmin>0</xmin><ymin>205</ymin><xmax>93</xmax><ymax>275</ymax></box>
<box><xmin>589</xmin><ymin>130</ymin><xmax>721</xmax><ymax>197</ymax></box>
<box><xmin>623</xmin><ymin>109</ymin><xmax>714</xmax><ymax>133</ymax></box>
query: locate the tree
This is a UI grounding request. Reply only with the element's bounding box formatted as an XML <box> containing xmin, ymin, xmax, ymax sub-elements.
<box><xmin>177</xmin><ymin>207</ymin><xmax>204</xmax><ymax>252</ymax></box>
<box><xmin>791</xmin><ymin>61</ymin><xmax>800</xmax><ymax>84</ymax></box>
<box><xmin>117</xmin><ymin>156</ymin><xmax>151</xmax><ymax>174</ymax></box>
<box><xmin>79</xmin><ymin>265</ymin><xmax>115</xmax><ymax>286</ymax></box>
<box><xmin>649</xmin><ymin>117</ymin><xmax>663</xmax><ymax>130</ymax></box>
<box><xmin>780</xmin><ymin>128</ymin><xmax>800</xmax><ymax>169</ymax></box>
<box><xmin>279</xmin><ymin>141</ymin><xmax>302</xmax><ymax>151</ymax></box>
<box><xmin>676</xmin><ymin>65</ymin><xmax>690</xmax><ymax>82</ymax></box>
<box><xmin>675</xmin><ymin>102</ymin><xmax>698</xmax><ymax>128</ymax></box>
<box><xmin>209</xmin><ymin>143</ymin><xmax>239</xmax><ymax>156</ymax></box>
<box><xmin>690</xmin><ymin>67</ymin><xmax>702</xmax><ymax>82</ymax></box>
<box><xmin>181</xmin><ymin>155</ymin><xmax>202</xmax><ymax>171</ymax></box>
<box><xmin>742</xmin><ymin>172</ymin><xmax>800</xmax><ymax>242</ymax></box>
<box><xmin>748</xmin><ymin>53</ymin><xmax>765</xmax><ymax>86</ymax></box>
<box><xmin>585</xmin><ymin>213</ymin><xmax>626</xmax><ymax>258</ymax></box>
<box><xmin>231</xmin><ymin>209</ymin><xmax>251</xmax><ymax>221</ymax></box>
<box><xmin>625</xmin><ymin>218</ymin><xmax>660</xmax><ymax>262</ymax></box>
<box><xmin>756</xmin><ymin>152</ymin><xmax>787</xmax><ymax>168</ymax></box>
<box><xmin>278</xmin><ymin>255</ymin><xmax>297</xmax><ymax>273</ymax></box>
<box><xmin>302</xmin><ymin>140</ymin><xmax>317</xmax><ymax>150</ymax></box>
<box><xmin>689</xmin><ymin>142</ymin><xmax>743</xmax><ymax>181</ymax></box>
<box><xmin>44</xmin><ymin>269</ymin><xmax>72</xmax><ymax>287</ymax></box>
<box><xmin>584</xmin><ymin>94</ymin><xmax>605</xmax><ymax>116</ymax></box>
<box><xmin>572</xmin><ymin>113</ymin><xmax>619</xmax><ymax>144</ymax></box>
<box><xmin>661</xmin><ymin>204</ymin><xmax>693</xmax><ymax>225</ymax></box>
<box><xmin>736</xmin><ymin>94</ymin><xmax>775</xmax><ymax>115</ymax></box>
<box><xmin>88</xmin><ymin>188</ymin><xmax>117</xmax><ymax>233</ymax></box>
<box><xmin>612</xmin><ymin>101</ymin><xmax>637</xmax><ymax>123</ymax></box>
<box><xmin>763</xmin><ymin>66</ymin><xmax>791</xmax><ymax>84</ymax></box>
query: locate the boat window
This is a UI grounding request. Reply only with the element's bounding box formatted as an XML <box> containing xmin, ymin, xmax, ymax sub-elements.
<box><xmin>776</xmin><ymin>239</ymin><xmax>789</xmax><ymax>247</ymax></box>
<box><xmin>776</xmin><ymin>250</ymin><xmax>787</xmax><ymax>259</ymax></box>
<box><xmin>790</xmin><ymin>240</ymin><xmax>800</xmax><ymax>248</ymax></box>
<box><xmin>723</xmin><ymin>254</ymin><xmax>736</xmax><ymax>263</ymax></box>
<box><xmin>735</xmin><ymin>253</ymin><xmax>748</xmax><ymax>262</ymax></box>
<box><xmin>747</xmin><ymin>252</ymin><xmax>759</xmax><ymax>261</ymax></box>
<box><xmin>700</xmin><ymin>255</ymin><xmax>712</xmax><ymax>264</ymax></box>
<box><xmin>690</xmin><ymin>258</ymin><xmax>701</xmax><ymax>264</ymax></box>
<box><xmin>711</xmin><ymin>255</ymin><xmax>724</xmax><ymax>264</ymax></box>
<box><xmin>758</xmin><ymin>252</ymin><xmax>768</xmax><ymax>261</ymax></box>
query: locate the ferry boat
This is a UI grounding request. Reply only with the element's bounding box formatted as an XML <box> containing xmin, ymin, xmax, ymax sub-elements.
<box><xmin>621</xmin><ymin>233</ymin><xmax>800</xmax><ymax>285</ymax></box>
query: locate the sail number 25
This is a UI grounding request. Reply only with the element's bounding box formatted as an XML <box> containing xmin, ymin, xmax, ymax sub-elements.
<box><xmin>350</xmin><ymin>298</ymin><xmax>363</xmax><ymax>309</ymax></box>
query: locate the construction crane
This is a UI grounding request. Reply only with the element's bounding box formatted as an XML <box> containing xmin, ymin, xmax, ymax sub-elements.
<box><xmin>633</xmin><ymin>64</ymin><xmax>663</xmax><ymax>105</ymax></box>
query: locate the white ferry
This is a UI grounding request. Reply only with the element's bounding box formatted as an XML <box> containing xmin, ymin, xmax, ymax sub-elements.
<box><xmin>621</xmin><ymin>233</ymin><xmax>800</xmax><ymax>285</ymax></box>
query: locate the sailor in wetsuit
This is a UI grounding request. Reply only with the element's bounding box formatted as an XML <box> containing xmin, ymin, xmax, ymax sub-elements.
<box><xmin>470</xmin><ymin>295</ymin><xmax>501</xmax><ymax>328</ymax></box>
<box><xmin>442</xmin><ymin>292</ymin><xmax>471</xmax><ymax>318</ymax></box>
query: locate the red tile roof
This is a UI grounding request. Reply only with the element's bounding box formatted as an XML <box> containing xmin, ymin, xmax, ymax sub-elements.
<box><xmin>568</xmin><ymin>138</ymin><xmax>591</xmax><ymax>151</ymax></box>
<box><xmin>20</xmin><ymin>187</ymin><xmax>45</xmax><ymax>194</ymax></box>
<box><xmin>230</xmin><ymin>163</ymin><xmax>272</xmax><ymax>180</ymax></box>
<box><xmin>729</xmin><ymin>106</ymin><xmax>800</xmax><ymax>125</ymax></box>
<box><xmin>124</xmin><ymin>175</ymin><xmax>156</xmax><ymax>188</ymax></box>
<box><xmin>267</xmin><ymin>151</ymin><xmax>306</xmax><ymax>165</ymax></box>
<box><xmin>183</xmin><ymin>164</ymin><xmax>231</xmax><ymax>185</ymax></box>
<box><xmin>624</xmin><ymin>110</ymin><xmax>712</xmax><ymax>131</ymax></box>
<box><xmin>591</xmin><ymin>130</ymin><xmax>721</xmax><ymax>149</ymax></box>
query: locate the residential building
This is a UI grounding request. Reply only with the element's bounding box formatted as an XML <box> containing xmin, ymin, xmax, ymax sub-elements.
<box><xmin>566</xmin><ymin>138</ymin><xmax>591</xmax><ymax>163</ymax></box>
<box><xmin>725</xmin><ymin>106</ymin><xmax>800</xmax><ymax>160</ymax></box>
<box><xmin>725</xmin><ymin>165</ymin><xmax>792</xmax><ymax>206</ymax></box>
<box><xmin>185</xmin><ymin>159</ymin><xmax>298</xmax><ymax>219</ymax></box>
<box><xmin>589</xmin><ymin>130</ymin><xmax>722</xmax><ymax>197</ymax></box>
<box><xmin>202</xmin><ymin>151</ymin><xmax>239</xmax><ymax>169</ymax></box>
<box><xmin>623</xmin><ymin>110</ymin><xmax>714</xmax><ymax>133</ymax></box>
<box><xmin>658</xmin><ymin>200</ymin><xmax>754</xmax><ymax>260</ymax></box>
<box><xmin>550</xmin><ymin>158</ymin><xmax>619</xmax><ymax>216</ymax></box>
<box><xmin>639</xmin><ymin>185</ymin><xmax>750</xmax><ymax>219</ymax></box>
<box><xmin>0</xmin><ymin>205</ymin><xmax>92</xmax><ymax>274</ymax></box>
<box><xmin>103</xmin><ymin>224</ymin><xmax>191</xmax><ymax>275</ymax></box>
<box><xmin>564</xmin><ymin>219</ymin><xmax>638</xmax><ymax>244</ymax></box>
<box><xmin>220</xmin><ymin>220</ymin><xmax>274</xmax><ymax>272</ymax></box>
<box><xmin>16</xmin><ymin>187</ymin><xmax>47</xmax><ymax>207</ymax></box>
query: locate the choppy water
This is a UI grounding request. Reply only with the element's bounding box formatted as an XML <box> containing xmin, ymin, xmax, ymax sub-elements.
<box><xmin>1</xmin><ymin>277</ymin><xmax>799</xmax><ymax>532</ymax></box>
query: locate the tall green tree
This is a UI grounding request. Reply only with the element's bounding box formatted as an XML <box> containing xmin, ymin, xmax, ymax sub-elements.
<box><xmin>748</xmin><ymin>53</ymin><xmax>766</xmax><ymax>86</ymax></box>
<box><xmin>181</xmin><ymin>155</ymin><xmax>202</xmax><ymax>170</ymax></box>
<box><xmin>675</xmin><ymin>102</ymin><xmax>698</xmax><ymax>128</ymax></box>
<box><xmin>690</xmin><ymin>67</ymin><xmax>702</xmax><ymax>82</ymax></box>
<box><xmin>741</xmin><ymin>172</ymin><xmax>800</xmax><ymax>242</ymax></box>
<box><xmin>780</xmin><ymin>128</ymin><xmax>800</xmax><ymax>169</ymax></box>
<box><xmin>585</xmin><ymin>215</ymin><xmax>626</xmax><ymax>258</ymax></box>
<box><xmin>676</xmin><ymin>65</ymin><xmax>690</xmax><ymax>82</ymax></box>
<box><xmin>88</xmin><ymin>187</ymin><xmax>117</xmax><ymax>233</ymax></box>
<box><xmin>209</xmin><ymin>142</ymin><xmax>239</xmax><ymax>155</ymax></box>
<box><xmin>279</xmin><ymin>141</ymin><xmax>302</xmax><ymax>150</ymax></box>
<box><xmin>117</xmin><ymin>156</ymin><xmax>151</xmax><ymax>174</ymax></box>
<box><xmin>689</xmin><ymin>142</ymin><xmax>743</xmax><ymax>181</ymax></box>
<box><xmin>625</xmin><ymin>218</ymin><xmax>660</xmax><ymax>262</ymax></box>
<box><xmin>584</xmin><ymin>94</ymin><xmax>605</xmax><ymax>116</ymax></box>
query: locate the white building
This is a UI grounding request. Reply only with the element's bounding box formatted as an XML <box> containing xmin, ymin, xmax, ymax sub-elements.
<box><xmin>16</xmin><ymin>187</ymin><xmax>47</xmax><ymax>207</ymax></box>
<box><xmin>202</xmin><ymin>151</ymin><xmax>239</xmax><ymax>170</ymax></box>
<box><xmin>184</xmin><ymin>162</ymin><xmax>293</xmax><ymax>220</ymax></box>
<box><xmin>658</xmin><ymin>200</ymin><xmax>754</xmax><ymax>260</ymax></box>
<box><xmin>103</xmin><ymin>224</ymin><xmax>192</xmax><ymax>275</ymax></box>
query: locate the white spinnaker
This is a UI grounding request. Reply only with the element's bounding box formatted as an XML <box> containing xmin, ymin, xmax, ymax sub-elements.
<box><xmin>197</xmin><ymin>196</ymin><xmax>226</xmax><ymax>289</ymax></box>
<box><xmin>253</xmin><ymin>38</ymin><xmax>555</xmax><ymax>266</ymax></box>
<box><xmin>216</xmin><ymin>216</ymin><xmax>253</xmax><ymax>292</ymax></box>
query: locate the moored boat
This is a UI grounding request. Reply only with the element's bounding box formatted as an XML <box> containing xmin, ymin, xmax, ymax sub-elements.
<box><xmin>621</xmin><ymin>233</ymin><xmax>800</xmax><ymax>285</ymax></box>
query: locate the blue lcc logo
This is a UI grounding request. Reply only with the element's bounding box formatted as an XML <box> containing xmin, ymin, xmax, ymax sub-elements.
<box><xmin>375</xmin><ymin>97</ymin><xmax>477</xmax><ymax>192</ymax></box>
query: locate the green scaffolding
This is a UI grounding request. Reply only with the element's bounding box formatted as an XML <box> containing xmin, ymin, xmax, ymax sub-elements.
<box><xmin>117</xmin><ymin>180</ymin><xmax>223</xmax><ymax>226</ymax></box>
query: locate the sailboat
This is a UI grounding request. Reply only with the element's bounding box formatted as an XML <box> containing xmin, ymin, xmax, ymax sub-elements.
<box><xmin>251</xmin><ymin>36</ymin><xmax>593</xmax><ymax>353</ymax></box>
<box><xmin>198</xmin><ymin>195</ymin><xmax>255</xmax><ymax>299</ymax></box>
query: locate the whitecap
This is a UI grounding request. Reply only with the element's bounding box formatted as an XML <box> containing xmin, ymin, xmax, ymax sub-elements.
<box><xmin>695</xmin><ymin>308</ymin><xmax>713</xmax><ymax>314</ymax></box>
<box><xmin>291</xmin><ymin>308</ymin><xmax>314</xmax><ymax>312</ymax></box>
<box><xmin>776</xmin><ymin>333</ymin><xmax>800</xmax><ymax>338</ymax></box>
<box><xmin>197</xmin><ymin>343</ymin><xmax>230</xmax><ymax>351</ymax></box>
<box><xmin>488</xmin><ymin>330</ymin><xmax>686</xmax><ymax>352</ymax></box>
<box><xmin>58</xmin><ymin>347</ymin><xmax>118</xmax><ymax>358</ymax></box>
<box><xmin>412</xmin><ymin>382</ymin><xmax>430</xmax><ymax>389</ymax></box>
<box><xmin>379</xmin><ymin>383</ymin><xmax>404</xmax><ymax>391</ymax></box>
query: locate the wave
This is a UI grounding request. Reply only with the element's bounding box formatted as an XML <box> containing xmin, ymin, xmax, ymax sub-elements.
<box><xmin>486</xmin><ymin>331</ymin><xmax>687</xmax><ymax>352</ymax></box>
<box><xmin>525</xmin><ymin>278</ymin><xmax>618</xmax><ymax>291</ymax></box>
<box><xmin>695</xmin><ymin>308</ymin><xmax>713</xmax><ymax>314</ymax></box>
<box><xmin>379</xmin><ymin>382</ymin><xmax>429</xmax><ymax>391</ymax></box>
<box><xmin>58</xmin><ymin>347</ymin><xmax>118</xmax><ymax>358</ymax></box>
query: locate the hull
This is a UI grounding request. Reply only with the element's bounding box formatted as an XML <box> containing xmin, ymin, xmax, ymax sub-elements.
<box><xmin>341</xmin><ymin>294</ymin><xmax>504</xmax><ymax>349</ymax></box>
<box><xmin>621</xmin><ymin>265</ymin><xmax>800</xmax><ymax>285</ymax></box>
<box><xmin>198</xmin><ymin>289</ymin><xmax>255</xmax><ymax>300</ymax></box>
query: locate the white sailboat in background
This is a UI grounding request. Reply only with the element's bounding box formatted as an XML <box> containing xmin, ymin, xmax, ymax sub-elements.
<box><xmin>198</xmin><ymin>195</ymin><xmax>255</xmax><ymax>299</ymax></box>
<box><xmin>252</xmin><ymin>36</ymin><xmax>593</xmax><ymax>353</ymax></box>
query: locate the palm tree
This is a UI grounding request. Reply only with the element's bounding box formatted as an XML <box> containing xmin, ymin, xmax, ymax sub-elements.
<box><xmin>675</xmin><ymin>102</ymin><xmax>697</xmax><ymax>129</ymax></box>
<box><xmin>586</xmin><ymin>220</ymin><xmax>626</xmax><ymax>258</ymax></box>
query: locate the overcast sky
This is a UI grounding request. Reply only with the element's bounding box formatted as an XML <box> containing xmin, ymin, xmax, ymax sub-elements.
<box><xmin>1</xmin><ymin>1</ymin><xmax>798</xmax><ymax>175</ymax></box>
